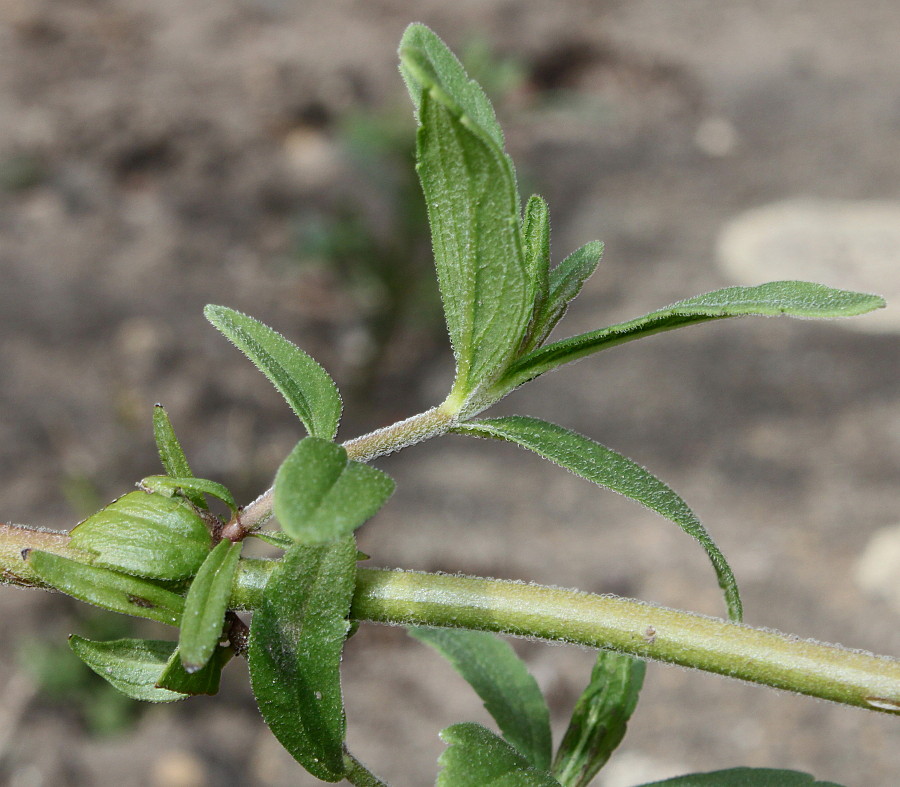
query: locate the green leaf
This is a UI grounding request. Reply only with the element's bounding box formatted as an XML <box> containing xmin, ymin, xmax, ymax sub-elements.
<box><xmin>274</xmin><ymin>437</ymin><xmax>395</xmax><ymax>544</ymax></box>
<box><xmin>249</xmin><ymin>529</ymin><xmax>295</xmax><ymax>550</ymax></box>
<box><xmin>399</xmin><ymin>23</ymin><xmax>505</xmax><ymax>148</ymax></box>
<box><xmin>69</xmin><ymin>636</ymin><xmax>189</xmax><ymax>702</ymax></box>
<box><xmin>453</xmin><ymin>416</ymin><xmax>742</xmax><ymax>621</ymax></box>
<box><xmin>522</xmin><ymin>194</ymin><xmax>551</xmax><ymax>330</ymax></box>
<box><xmin>248</xmin><ymin>537</ymin><xmax>357</xmax><ymax>782</ymax></box>
<box><xmin>28</xmin><ymin>551</ymin><xmax>184</xmax><ymax>625</ymax></box>
<box><xmin>156</xmin><ymin>644</ymin><xmax>232</xmax><ymax>696</ymax></box>
<box><xmin>524</xmin><ymin>241</ymin><xmax>604</xmax><ymax>354</ymax></box>
<box><xmin>501</xmin><ymin>281</ymin><xmax>886</xmax><ymax>392</ymax></box>
<box><xmin>178</xmin><ymin>539</ymin><xmax>243</xmax><ymax>671</ymax></box>
<box><xmin>153</xmin><ymin>404</ymin><xmax>206</xmax><ymax>509</ymax></box>
<box><xmin>69</xmin><ymin>636</ymin><xmax>231</xmax><ymax>702</ymax></box>
<box><xmin>69</xmin><ymin>491</ymin><xmax>211</xmax><ymax>580</ymax></box>
<box><xmin>410</xmin><ymin>627</ymin><xmax>552</xmax><ymax>771</ymax></box>
<box><xmin>140</xmin><ymin>475</ymin><xmax>237</xmax><ymax>513</ymax></box>
<box><xmin>204</xmin><ymin>305</ymin><xmax>342</xmax><ymax>440</ymax></box>
<box><xmin>552</xmin><ymin>651</ymin><xmax>645</xmax><ymax>787</ymax></box>
<box><xmin>437</xmin><ymin>723</ymin><xmax>560</xmax><ymax>786</ymax></box>
<box><xmin>401</xmin><ymin>34</ymin><xmax>532</xmax><ymax>407</ymax></box>
<box><xmin>634</xmin><ymin>767</ymin><xmax>844</xmax><ymax>786</ymax></box>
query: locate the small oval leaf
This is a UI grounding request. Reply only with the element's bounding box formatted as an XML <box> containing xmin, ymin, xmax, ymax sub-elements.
<box><xmin>28</xmin><ymin>550</ymin><xmax>184</xmax><ymax>625</ymax></box>
<box><xmin>69</xmin><ymin>636</ymin><xmax>188</xmax><ymax>702</ymax></box>
<box><xmin>70</xmin><ymin>491</ymin><xmax>211</xmax><ymax>580</ymax></box>
<box><xmin>179</xmin><ymin>539</ymin><xmax>243</xmax><ymax>671</ymax></box>
<box><xmin>274</xmin><ymin>437</ymin><xmax>395</xmax><ymax>544</ymax></box>
<box><xmin>248</xmin><ymin>537</ymin><xmax>357</xmax><ymax>782</ymax></box>
<box><xmin>204</xmin><ymin>305</ymin><xmax>342</xmax><ymax>440</ymax></box>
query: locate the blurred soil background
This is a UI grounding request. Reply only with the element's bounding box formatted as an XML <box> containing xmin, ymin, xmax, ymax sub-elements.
<box><xmin>1</xmin><ymin>1</ymin><xmax>899</xmax><ymax>785</ymax></box>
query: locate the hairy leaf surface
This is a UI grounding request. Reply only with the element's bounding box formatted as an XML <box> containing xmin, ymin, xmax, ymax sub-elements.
<box><xmin>178</xmin><ymin>539</ymin><xmax>243</xmax><ymax>671</ymax></box>
<box><xmin>69</xmin><ymin>491</ymin><xmax>211</xmax><ymax>580</ymax></box>
<box><xmin>553</xmin><ymin>651</ymin><xmax>645</xmax><ymax>786</ymax></box>
<box><xmin>28</xmin><ymin>551</ymin><xmax>184</xmax><ymax>625</ymax></box>
<box><xmin>140</xmin><ymin>475</ymin><xmax>236</xmax><ymax>513</ymax></box>
<box><xmin>502</xmin><ymin>282</ymin><xmax>886</xmax><ymax>391</ymax></box>
<box><xmin>274</xmin><ymin>437</ymin><xmax>395</xmax><ymax>544</ymax></box>
<box><xmin>454</xmin><ymin>416</ymin><xmax>742</xmax><ymax>621</ymax></box>
<box><xmin>204</xmin><ymin>305</ymin><xmax>342</xmax><ymax>439</ymax></box>
<box><xmin>248</xmin><ymin>537</ymin><xmax>357</xmax><ymax>782</ymax></box>
<box><xmin>401</xmin><ymin>34</ymin><xmax>531</xmax><ymax>404</ymax></box>
<box><xmin>410</xmin><ymin>627</ymin><xmax>552</xmax><ymax>771</ymax></box>
<box><xmin>153</xmin><ymin>404</ymin><xmax>206</xmax><ymax>509</ymax></box>
<box><xmin>437</xmin><ymin>723</ymin><xmax>560</xmax><ymax>786</ymax></box>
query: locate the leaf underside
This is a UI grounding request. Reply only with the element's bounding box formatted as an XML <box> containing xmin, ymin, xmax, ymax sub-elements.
<box><xmin>454</xmin><ymin>416</ymin><xmax>742</xmax><ymax>621</ymax></box>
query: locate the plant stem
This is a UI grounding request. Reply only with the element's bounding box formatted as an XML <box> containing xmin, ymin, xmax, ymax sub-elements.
<box><xmin>230</xmin><ymin>559</ymin><xmax>900</xmax><ymax>716</ymax></box>
<box><xmin>4</xmin><ymin>524</ymin><xmax>899</xmax><ymax>717</ymax></box>
<box><xmin>223</xmin><ymin>404</ymin><xmax>457</xmax><ymax>538</ymax></box>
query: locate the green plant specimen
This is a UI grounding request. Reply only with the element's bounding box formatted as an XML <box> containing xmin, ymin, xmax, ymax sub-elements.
<box><xmin>0</xmin><ymin>24</ymin><xmax>896</xmax><ymax>786</ymax></box>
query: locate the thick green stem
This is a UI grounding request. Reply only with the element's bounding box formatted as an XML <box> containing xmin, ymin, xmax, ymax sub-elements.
<box><xmin>231</xmin><ymin>559</ymin><xmax>900</xmax><ymax>716</ymax></box>
<box><xmin>4</xmin><ymin>524</ymin><xmax>899</xmax><ymax>717</ymax></box>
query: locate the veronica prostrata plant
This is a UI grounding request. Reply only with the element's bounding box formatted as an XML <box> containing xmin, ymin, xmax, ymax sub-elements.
<box><xmin>1</xmin><ymin>24</ymin><xmax>896</xmax><ymax>787</ymax></box>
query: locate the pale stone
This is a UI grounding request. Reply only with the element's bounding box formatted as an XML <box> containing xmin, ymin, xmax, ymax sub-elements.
<box><xmin>716</xmin><ymin>200</ymin><xmax>900</xmax><ymax>333</ymax></box>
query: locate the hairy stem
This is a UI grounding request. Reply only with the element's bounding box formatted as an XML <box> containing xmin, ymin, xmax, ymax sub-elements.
<box><xmin>4</xmin><ymin>524</ymin><xmax>899</xmax><ymax>716</ymax></box>
<box><xmin>222</xmin><ymin>404</ymin><xmax>457</xmax><ymax>539</ymax></box>
<box><xmin>231</xmin><ymin>559</ymin><xmax>900</xmax><ymax>716</ymax></box>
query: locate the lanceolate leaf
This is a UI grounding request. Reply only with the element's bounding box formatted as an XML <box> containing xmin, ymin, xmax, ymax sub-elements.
<box><xmin>552</xmin><ymin>651</ymin><xmax>645</xmax><ymax>787</ymax></box>
<box><xmin>634</xmin><ymin>768</ymin><xmax>844</xmax><ymax>786</ymax></box>
<box><xmin>437</xmin><ymin>723</ymin><xmax>560</xmax><ymax>787</ymax></box>
<box><xmin>454</xmin><ymin>416</ymin><xmax>742</xmax><ymax>621</ymax></box>
<box><xmin>524</xmin><ymin>241</ymin><xmax>604</xmax><ymax>354</ymax></box>
<box><xmin>153</xmin><ymin>404</ymin><xmax>206</xmax><ymax>509</ymax></box>
<box><xmin>179</xmin><ymin>539</ymin><xmax>243</xmax><ymax>671</ymax></box>
<box><xmin>410</xmin><ymin>627</ymin><xmax>552</xmax><ymax>771</ymax></box>
<box><xmin>274</xmin><ymin>437</ymin><xmax>395</xmax><ymax>544</ymax></box>
<box><xmin>204</xmin><ymin>305</ymin><xmax>342</xmax><ymax>440</ymax></box>
<box><xmin>69</xmin><ymin>491</ymin><xmax>211</xmax><ymax>580</ymax></box>
<box><xmin>401</xmin><ymin>37</ymin><xmax>532</xmax><ymax>406</ymax></box>
<box><xmin>248</xmin><ymin>537</ymin><xmax>357</xmax><ymax>782</ymax></box>
<box><xmin>501</xmin><ymin>281</ymin><xmax>886</xmax><ymax>392</ymax></box>
<box><xmin>140</xmin><ymin>475</ymin><xmax>237</xmax><ymax>513</ymax></box>
<box><xmin>523</xmin><ymin>194</ymin><xmax>551</xmax><ymax>330</ymax></box>
<box><xmin>28</xmin><ymin>551</ymin><xmax>184</xmax><ymax>625</ymax></box>
<box><xmin>69</xmin><ymin>636</ymin><xmax>189</xmax><ymax>702</ymax></box>
<box><xmin>69</xmin><ymin>636</ymin><xmax>231</xmax><ymax>702</ymax></box>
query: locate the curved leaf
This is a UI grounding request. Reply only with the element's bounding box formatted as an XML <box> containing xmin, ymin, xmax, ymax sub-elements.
<box><xmin>552</xmin><ymin>651</ymin><xmax>645</xmax><ymax>787</ymax></box>
<box><xmin>401</xmin><ymin>34</ymin><xmax>531</xmax><ymax>405</ymax></box>
<box><xmin>153</xmin><ymin>404</ymin><xmax>206</xmax><ymax>509</ymax></box>
<box><xmin>635</xmin><ymin>767</ymin><xmax>844</xmax><ymax>786</ymax></box>
<box><xmin>28</xmin><ymin>550</ymin><xmax>184</xmax><ymax>625</ymax></box>
<box><xmin>69</xmin><ymin>636</ymin><xmax>187</xmax><ymax>702</ymax></box>
<box><xmin>410</xmin><ymin>627</ymin><xmax>552</xmax><ymax>770</ymax></box>
<box><xmin>501</xmin><ymin>281</ymin><xmax>886</xmax><ymax>392</ymax></box>
<box><xmin>69</xmin><ymin>491</ymin><xmax>211</xmax><ymax>580</ymax></box>
<box><xmin>274</xmin><ymin>437</ymin><xmax>395</xmax><ymax>544</ymax></box>
<box><xmin>140</xmin><ymin>475</ymin><xmax>237</xmax><ymax>513</ymax></box>
<box><xmin>437</xmin><ymin>723</ymin><xmax>560</xmax><ymax>786</ymax></box>
<box><xmin>178</xmin><ymin>539</ymin><xmax>243</xmax><ymax>671</ymax></box>
<box><xmin>248</xmin><ymin>538</ymin><xmax>357</xmax><ymax>782</ymax></box>
<box><xmin>523</xmin><ymin>194</ymin><xmax>551</xmax><ymax>330</ymax></box>
<box><xmin>454</xmin><ymin>416</ymin><xmax>742</xmax><ymax>621</ymax></box>
<box><xmin>204</xmin><ymin>305</ymin><xmax>342</xmax><ymax>440</ymax></box>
